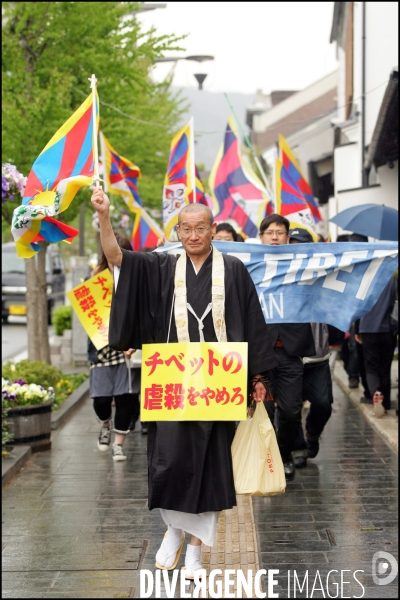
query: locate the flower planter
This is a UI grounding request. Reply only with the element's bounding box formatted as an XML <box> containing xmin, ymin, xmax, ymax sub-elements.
<box><xmin>6</xmin><ymin>400</ymin><xmax>53</xmax><ymax>452</ymax></box>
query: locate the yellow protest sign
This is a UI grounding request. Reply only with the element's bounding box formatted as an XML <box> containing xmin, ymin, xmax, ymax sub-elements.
<box><xmin>141</xmin><ymin>342</ymin><xmax>248</xmax><ymax>421</ymax></box>
<box><xmin>67</xmin><ymin>270</ymin><xmax>113</xmax><ymax>350</ymax></box>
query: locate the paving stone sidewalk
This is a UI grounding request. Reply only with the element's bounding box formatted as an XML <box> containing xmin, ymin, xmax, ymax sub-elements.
<box><xmin>2</xmin><ymin>377</ymin><xmax>398</xmax><ymax>598</ymax></box>
<box><xmin>333</xmin><ymin>358</ymin><xmax>398</xmax><ymax>452</ymax></box>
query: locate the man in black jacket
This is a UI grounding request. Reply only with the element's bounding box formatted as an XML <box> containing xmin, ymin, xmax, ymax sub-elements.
<box><xmin>288</xmin><ymin>228</ymin><xmax>334</xmax><ymax>468</ymax></box>
<box><xmin>259</xmin><ymin>216</ymin><xmax>316</xmax><ymax>480</ymax></box>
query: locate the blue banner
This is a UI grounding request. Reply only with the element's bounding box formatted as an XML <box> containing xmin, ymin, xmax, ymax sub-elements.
<box><xmin>157</xmin><ymin>241</ymin><xmax>398</xmax><ymax>331</ymax></box>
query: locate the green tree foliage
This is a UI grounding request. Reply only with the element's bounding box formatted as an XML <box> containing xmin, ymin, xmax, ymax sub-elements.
<box><xmin>2</xmin><ymin>2</ymin><xmax>186</xmax><ymax>361</ymax></box>
<box><xmin>2</xmin><ymin>1</ymin><xmax>186</xmax><ymax>227</ymax></box>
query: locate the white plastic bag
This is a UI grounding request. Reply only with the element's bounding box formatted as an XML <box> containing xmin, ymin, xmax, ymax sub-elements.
<box><xmin>232</xmin><ymin>402</ymin><xmax>286</xmax><ymax>496</ymax></box>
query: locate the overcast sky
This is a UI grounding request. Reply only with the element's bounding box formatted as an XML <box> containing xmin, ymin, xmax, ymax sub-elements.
<box><xmin>137</xmin><ymin>2</ymin><xmax>338</xmax><ymax>95</ymax></box>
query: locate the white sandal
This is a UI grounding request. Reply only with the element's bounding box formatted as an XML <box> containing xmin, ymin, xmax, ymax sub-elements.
<box><xmin>155</xmin><ymin>531</ymin><xmax>185</xmax><ymax>570</ymax></box>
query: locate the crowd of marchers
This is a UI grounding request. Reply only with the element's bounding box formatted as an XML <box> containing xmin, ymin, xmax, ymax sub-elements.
<box><xmin>87</xmin><ymin>187</ymin><xmax>398</xmax><ymax>580</ymax></box>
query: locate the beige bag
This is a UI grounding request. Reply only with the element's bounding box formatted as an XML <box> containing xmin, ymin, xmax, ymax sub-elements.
<box><xmin>232</xmin><ymin>402</ymin><xmax>286</xmax><ymax>496</ymax></box>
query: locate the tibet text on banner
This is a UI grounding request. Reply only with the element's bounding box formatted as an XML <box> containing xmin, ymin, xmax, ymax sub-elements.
<box><xmin>157</xmin><ymin>241</ymin><xmax>398</xmax><ymax>332</ymax></box>
<box><xmin>141</xmin><ymin>342</ymin><xmax>248</xmax><ymax>421</ymax></box>
<box><xmin>67</xmin><ymin>270</ymin><xmax>113</xmax><ymax>350</ymax></box>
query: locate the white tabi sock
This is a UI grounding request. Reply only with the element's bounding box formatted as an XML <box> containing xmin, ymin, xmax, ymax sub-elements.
<box><xmin>164</xmin><ymin>525</ymin><xmax>184</xmax><ymax>552</ymax></box>
<box><xmin>155</xmin><ymin>525</ymin><xmax>184</xmax><ymax>569</ymax></box>
<box><xmin>185</xmin><ymin>543</ymin><xmax>202</xmax><ymax>567</ymax></box>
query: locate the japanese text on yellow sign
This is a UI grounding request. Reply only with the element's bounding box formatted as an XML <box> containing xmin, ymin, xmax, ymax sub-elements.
<box><xmin>67</xmin><ymin>270</ymin><xmax>113</xmax><ymax>350</ymax></box>
<box><xmin>141</xmin><ymin>342</ymin><xmax>248</xmax><ymax>421</ymax></box>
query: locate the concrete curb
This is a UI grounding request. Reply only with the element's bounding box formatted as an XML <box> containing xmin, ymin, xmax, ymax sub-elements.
<box><xmin>333</xmin><ymin>361</ymin><xmax>398</xmax><ymax>453</ymax></box>
<box><xmin>2</xmin><ymin>378</ymin><xmax>90</xmax><ymax>488</ymax></box>
<box><xmin>2</xmin><ymin>445</ymin><xmax>32</xmax><ymax>488</ymax></box>
<box><xmin>51</xmin><ymin>378</ymin><xmax>90</xmax><ymax>430</ymax></box>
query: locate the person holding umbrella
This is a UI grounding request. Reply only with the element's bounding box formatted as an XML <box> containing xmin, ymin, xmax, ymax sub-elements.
<box><xmin>329</xmin><ymin>203</ymin><xmax>398</xmax><ymax>242</ymax></box>
<box><xmin>355</xmin><ymin>273</ymin><xmax>397</xmax><ymax>416</ymax></box>
<box><xmin>330</xmin><ymin>211</ymin><xmax>398</xmax><ymax>416</ymax></box>
<box><xmin>329</xmin><ymin>203</ymin><xmax>398</xmax><ymax>416</ymax></box>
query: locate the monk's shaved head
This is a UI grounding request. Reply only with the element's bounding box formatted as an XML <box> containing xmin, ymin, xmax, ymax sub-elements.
<box><xmin>178</xmin><ymin>203</ymin><xmax>214</xmax><ymax>225</ymax></box>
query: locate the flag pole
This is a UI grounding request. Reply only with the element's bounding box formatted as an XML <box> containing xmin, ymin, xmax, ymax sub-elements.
<box><xmin>99</xmin><ymin>131</ymin><xmax>108</xmax><ymax>193</ymax></box>
<box><xmin>89</xmin><ymin>74</ymin><xmax>100</xmax><ymax>188</ymax></box>
<box><xmin>271</xmin><ymin>144</ymin><xmax>278</xmax><ymax>212</ymax></box>
<box><xmin>189</xmin><ymin>117</ymin><xmax>196</xmax><ymax>203</ymax></box>
<box><xmin>224</xmin><ymin>92</ymin><xmax>272</xmax><ymax>200</ymax></box>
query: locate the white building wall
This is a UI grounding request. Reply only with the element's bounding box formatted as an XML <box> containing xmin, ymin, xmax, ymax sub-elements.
<box><xmin>287</xmin><ymin>123</ymin><xmax>334</xmax><ymax>176</ymax></box>
<box><xmin>337</xmin><ymin>182</ymin><xmax>398</xmax><ymax>213</ymax></box>
<box><xmin>365</xmin><ymin>2</ymin><xmax>399</xmax><ymax>145</ymax></box>
<box><xmin>331</xmin><ymin>1</ymin><xmax>398</xmax><ymax>234</ymax></box>
<box><xmin>352</xmin><ymin>2</ymin><xmax>398</xmax><ymax>145</ymax></box>
<box><xmin>336</xmin><ymin>46</ymin><xmax>347</xmax><ymax>122</ymax></box>
<box><xmin>352</xmin><ymin>2</ymin><xmax>364</xmax><ymax>117</ymax></box>
<box><xmin>334</xmin><ymin>143</ymin><xmax>361</xmax><ymax>191</ymax></box>
<box><xmin>376</xmin><ymin>162</ymin><xmax>399</xmax><ymax>203</ymax></box>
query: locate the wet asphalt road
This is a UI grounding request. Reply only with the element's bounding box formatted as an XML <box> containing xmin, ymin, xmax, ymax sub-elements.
<box><xmin>254</xmin><ymin>382</ymin><xmax>398</xmax><ymax>598</ymax></box>
<box><xmin>2</xmin><ymin>320</ymin><xmax>29</xmax><ymax>363</ymax></box>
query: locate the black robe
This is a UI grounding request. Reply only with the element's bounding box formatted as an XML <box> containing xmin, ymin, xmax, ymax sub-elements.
<box><xmin>109</xmin><ymin>248</ymin><xmax>277</xmax><ymax>513</ymax></box>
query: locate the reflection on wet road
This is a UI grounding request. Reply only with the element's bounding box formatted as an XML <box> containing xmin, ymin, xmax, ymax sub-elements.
<box><xmin>2</xmin><ymin>381</ymin><xmax>398</xmax><ymax>598</ymax></box>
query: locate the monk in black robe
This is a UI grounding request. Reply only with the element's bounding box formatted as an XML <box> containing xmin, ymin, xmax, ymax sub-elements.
<box><xmin>91</xmin><ymin>188</ymin><xmax>277</xmax><ymax>578</ymax></box>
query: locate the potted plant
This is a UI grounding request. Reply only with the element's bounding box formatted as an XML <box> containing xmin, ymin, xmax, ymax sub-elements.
<box><xmin>2</xmin><ymin>360</ymin><xmax>61</xmax><ymax>453</ymax></box>
<box><xmin>2</xmin><ymin>378</ymin><xmax>55</xmax><ymax>452</ymax></box>
<box><xmin>2</xmin><ymin>401</ymin><xmax>14</xmax><ymax>457</ymax></box>
<box><xmin>2</xmin><ymin>360</ymin><xmax>89</xmax><ymax>453</ymax></box>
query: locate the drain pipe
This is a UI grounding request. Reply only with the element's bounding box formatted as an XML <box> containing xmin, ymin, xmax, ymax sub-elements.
<box><xmin>361</xmin><ymin>1</ymin><xmax>368</xmax><ymax>187</ymax></box>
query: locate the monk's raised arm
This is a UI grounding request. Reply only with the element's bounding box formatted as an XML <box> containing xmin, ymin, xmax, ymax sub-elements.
<box><xmin>91</xmin><ymin>188</ymin><xmax>123</xmax><ymax>267</ymax></box>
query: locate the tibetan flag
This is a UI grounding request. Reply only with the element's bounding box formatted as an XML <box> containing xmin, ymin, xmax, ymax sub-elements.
<box><xmin>264</xmin><ymin>199</ymin><xmax>274</xmax><ymax>217</ymax></box>
<box><xmin>209</xmin><ymin>116</ymin><xmax>271</xmax><ymax>238</ymax></box>
<box><xmin>190</xmin><ymin>165</ymin><xmax>208</xmax><ymax>206</ymax></box>
<box><xmin>279</xmin><ymin>134</ymin><xmax>322</xmax><ymax>222</ymax></box>
<box><xmin>163</xmin><ymin>121</ymin><xmax>194</xmax><ymax>239</ymax></box>
<box><xmin>100</xmin><ymin>132</ymin><xmax>142</xmax><ymax>211</ymax></box>
<box><xmin>275</xmin><ymin>158</ymin><xmax>317</xmax><ymax>241</ymax></box>
<box><xmin>131</xmin><ymin>207</ymin><xmax>164</xmax><ymax>251</ymax></box>
<box><xmin>12</xmin><ymin>92</ymin><xmax>99</xmax><ymax>258</ymax></box>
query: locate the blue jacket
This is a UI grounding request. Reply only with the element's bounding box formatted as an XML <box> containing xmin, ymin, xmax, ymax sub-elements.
<box><xmin>359</xmin><ymin>276</ymin><xmax>397</xmax><ymax>333</ymax></box>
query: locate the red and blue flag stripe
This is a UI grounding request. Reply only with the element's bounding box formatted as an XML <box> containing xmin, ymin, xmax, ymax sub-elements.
<box><xmin>209</xmin><ymin>116</ymin><xmax>269</xmax><ymax>237</ymax></box>
<box><xmin>279</xmin><ymin>134</ymin><xmax>322</xmax><ymax>222</ymax></box>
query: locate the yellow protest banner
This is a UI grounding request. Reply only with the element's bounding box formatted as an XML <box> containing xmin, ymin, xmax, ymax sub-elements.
<box><xmin>141</xmin><ymin>342</ymin><xmax>248</xmax><ymax>421</ymax></box>
<box><xmin>67</xmin><ymin>270</ymin><xmax>113</xmax><ymax>350</ymax></box>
